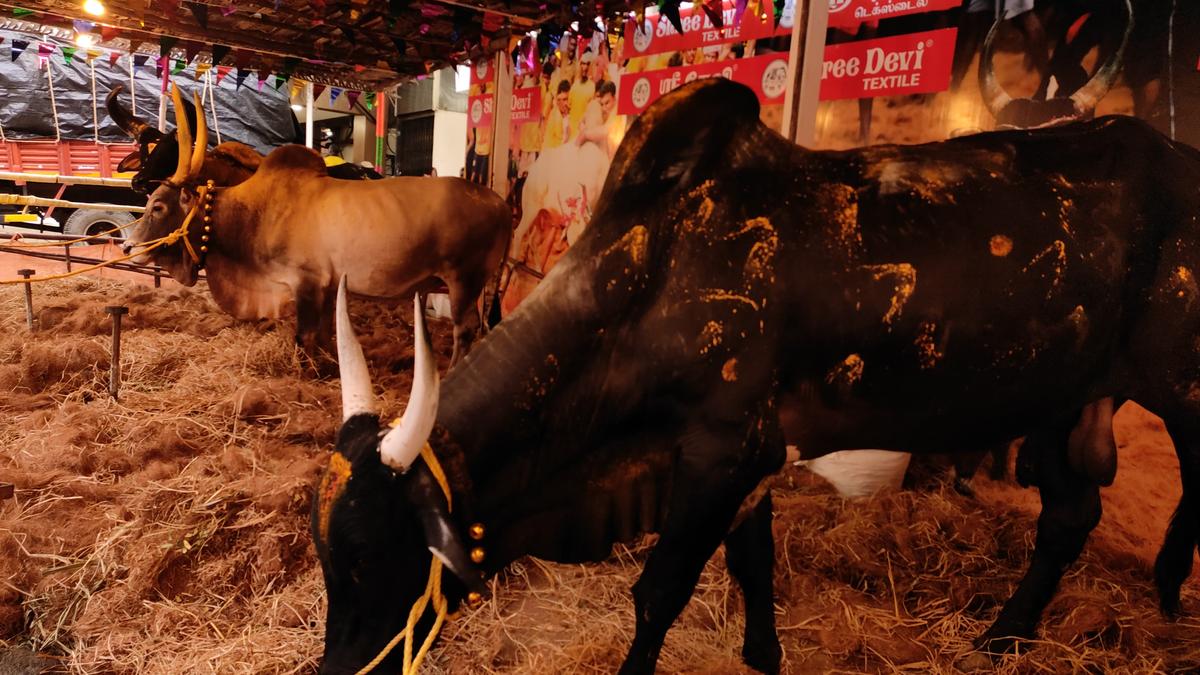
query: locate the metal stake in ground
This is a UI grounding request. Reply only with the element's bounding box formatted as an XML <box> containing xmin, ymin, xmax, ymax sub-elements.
<box><xmin>105</xmin><ymin>305</ymin><xmax>129</xmax><ymax>399</ymax></box>
<box><xmin>17</xmin><ymin>268</ymin><xmax>34</xmax><ymax>330</ymax></box>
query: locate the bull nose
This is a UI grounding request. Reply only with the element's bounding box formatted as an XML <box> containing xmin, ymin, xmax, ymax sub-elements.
<box><xmin>121</xmin><ymin>243</ymin><xmax>134</xmax><ymax>255</ymax></box>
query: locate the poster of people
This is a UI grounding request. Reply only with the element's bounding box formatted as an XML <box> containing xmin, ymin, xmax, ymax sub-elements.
<box><xmin>480</xmin><ymin>0</ymin><xmax>1200</xmax><ymax>317</ymax></box>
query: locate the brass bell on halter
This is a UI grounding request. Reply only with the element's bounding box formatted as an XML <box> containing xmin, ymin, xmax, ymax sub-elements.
<box><xmin>470</xmin><ymin>547</ymin><xmax>486</xmax><ymax>565</ymax></box>
<box><xmin>200</xmin><ymin>246</ymin><xmax>208</xmax><ymax>253</ymax></box>
<box><xmin>201</xmin><ymin>235</ymin><xmax>209</xmax><ymax>243</ymax></box>
<box><xmin>467</xmin><ymin>592</ymin><xmax>483</xmax><ymax>609</ymax></box>
<box><xmin>468</xmin><ymin>523</ymin><xmax>485</xmax><ymax>540</ymax></box>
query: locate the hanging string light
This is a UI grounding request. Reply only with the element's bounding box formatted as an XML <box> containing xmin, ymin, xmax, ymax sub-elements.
<box><xmin>82</xmin><ymin>0</ymin><xmax>106</xmax><ymax>16</ymax></box>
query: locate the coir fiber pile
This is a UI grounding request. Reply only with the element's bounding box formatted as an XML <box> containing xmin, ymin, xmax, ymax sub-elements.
<box><xmin>1</xmin><ymin>276</ymin><xmax>1197</xmax><ymax>674</ymax></box>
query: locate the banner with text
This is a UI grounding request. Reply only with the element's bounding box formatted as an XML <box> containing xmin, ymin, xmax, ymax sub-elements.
<box><xmin>510</xmin><ymin>86</ymin><xmax>541</xmax><ymax>123</ymax></box>
<box><xmin>827</xmin><ymin>0</ymin><xmax>964</xmax><ymax>29</ymax></box>
<box><xmin>820</xmin><ymin>27</ymin><xmax>956</xmax><ymax>100</ymax></box>
<box><xmin>622</xmin><ymin>0</ymin><xmax>794</xmax><ymax>59</ymax></box>
<box><xmin>619</xmin><ymin>52</ymin><xmax>790</xmax><ymax>115</ymax></box>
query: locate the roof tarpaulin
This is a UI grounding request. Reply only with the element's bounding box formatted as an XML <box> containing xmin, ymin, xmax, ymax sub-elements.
<box><xmin>0</xmin><ymin>29</ymin><xmax>295</xmax><ymax>153</ymax></box>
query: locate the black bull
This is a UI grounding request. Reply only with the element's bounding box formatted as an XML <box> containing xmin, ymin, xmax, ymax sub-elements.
<box><xmin>314</xmin><ymin>79</ymin><xmax>1200</xmax><ymax>674</ymax></box>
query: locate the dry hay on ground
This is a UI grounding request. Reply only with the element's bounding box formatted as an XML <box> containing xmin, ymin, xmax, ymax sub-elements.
<box><xmin>0</xmin><ymin>276</ymin><xmax>1198</xmax><ymax>674</ymax></box>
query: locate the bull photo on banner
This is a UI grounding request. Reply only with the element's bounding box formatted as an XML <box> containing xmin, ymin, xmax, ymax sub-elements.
<box><xmin>479</xmin><ymin>0</ymin><xmax>1200</xmax><ymax>317</ymax></box>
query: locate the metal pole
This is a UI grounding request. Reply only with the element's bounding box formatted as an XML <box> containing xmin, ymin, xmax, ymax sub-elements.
<box><xmin>305</xmin><ymin>80</ymin><xmax>315</xmax><ymax>149</ymax></box>
<box><xmin>105</xmin><ymin>305</ymin><xmax>129</xmax><ymax>399</ymax></box>
<box><xmin>374</xmin><ymin>88</ymin><xmax>386</xmax><ymax>174</ymax></box>
<box><xmin>17</xmin><ymin>268</ymin><xmax>34</xmax><ymax>330</ymax></box>
<box><xmin>64</xmin><ymin>244</ymin><xmax>72</xmax><ymax>272</ymax></box>
<box><xmin>780</xmin><ymin>0</ymin><xmax>830</xmax><ymax>147</ymax></box>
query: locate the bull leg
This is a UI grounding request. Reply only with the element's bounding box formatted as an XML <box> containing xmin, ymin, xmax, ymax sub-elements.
<box><xmin>1154</xmin><ymin>417</ymin><xmax>1200</xmax><ymax>617</ymax></box>
<box><xmin>294</xmin><ymin>282</ymin><xmax>337</xmax><ymax>374</ymax></box>
<box><xmin>976</xmin><ymin>419</ymin><xmax>1101</xmax><ymax>652</ymax></box>
<box><xmin>620</xmin><ymin>415</ymin><xmax>784</xmax><ymax>675</ymax></box>
<box><xmin>445</xmin><ymin>272</ymin><xmax>486</xmax><ymax>368</ymax></box>
<box><xmin>724</xmin><ymin>492</ymin><xmax>782</xmax><ymax>674</ymax></box>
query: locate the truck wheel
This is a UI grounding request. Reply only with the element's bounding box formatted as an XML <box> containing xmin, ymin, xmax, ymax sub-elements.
<box><xmin>62</xmin><ymin>209</ymin><xmax>136</xmax><ymax>242</ymax></box>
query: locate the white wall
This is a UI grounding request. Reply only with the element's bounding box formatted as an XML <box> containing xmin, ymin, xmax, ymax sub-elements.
<box><xmin>432</xmin><ymin>110</ymin><xmax>466</xmax><ymax>178</ymax></box>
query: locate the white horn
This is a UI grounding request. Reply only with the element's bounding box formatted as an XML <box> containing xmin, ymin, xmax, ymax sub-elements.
<box><xmin>188</xmin><ymin>92</ymin><xmax>207</xmax><ymax>178</ymax></box>
<box><xmin>379</xmin><ymin>294</ymin><xmax>440</xmax><ymax>472</ymax></box>
<box><xmin>336</xmin><ymin>276</ymin><xmax>377</xmax><ymax>421</ymax></box>
<box><xmin>169</xmin><ymin>85</ymin><xmax>192</xmax><ymax>184</ymax></box>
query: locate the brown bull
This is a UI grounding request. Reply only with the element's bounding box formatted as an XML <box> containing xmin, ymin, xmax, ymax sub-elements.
<box><xmin>123</xmin><ymin>88</ymin><xmax>510</xmax><ymax>365</ymax></box>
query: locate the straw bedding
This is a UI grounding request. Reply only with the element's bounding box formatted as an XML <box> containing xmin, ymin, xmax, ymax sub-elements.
<box><xmin>0</xmin><ymin>276</ymin><xmax>1196</xmax><ymax>674</ymax></box>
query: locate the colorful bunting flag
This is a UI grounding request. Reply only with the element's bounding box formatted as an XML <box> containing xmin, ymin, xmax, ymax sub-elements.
<box><xmin>273</xmin><ymin>75</ymin><xmax>286</xmax><ymax>90</ymax></box>
<box><xmin>211</xmin><ymin>44</ymin><xmax>231</xmax><ymax>64</ymax></box>
<box><xmin>73</xmin><ymin>19</ymin><xmax>95</xmax><ymax>33</ymax></box>
<box><xmin>108</xmin><ymin>50</ymin><xmax>121</xmax><ymax>67</ymax></box>
<box><xmin>101</xmin><ymin>24</ymin><xmax>119</xmax><ymax>41</ymax></box>
<box><xmin>281</xmin><ymin>56</ymin><xmax>299</xmax><ymax>76</ymax></box>
<box><xmin>160</xmin><ymin>0</ymin><xmax>179</xmax><ymax>20</ymax></box>
<box><xmin>12</xmin><ymin>7</ymin><xmax>34</xmax><ymax>18</ymax></box>
<box><xmin>133</xmin><ymin>53</ymin><xmax>149</xmax><ymax>68</ymax></box>
<box><xmin>159</xmin><ymin>35</ymin><xmax>177</xmax><ymax>58</ymax></box>
<box><xmin>328</xmin><ymin>86</ymin><xmax>342</xmax><ymax>104</ymax></box>
<box><xmin>171</xmin><ymin>58</ymin><xmax>186</xmax><ymax>74</ymax></box>
<box><xmin>86</xmin><ymin>48</ymin><xmax>102</xmax><ymax>61</ymax></box>
<box><xmin>60</xmin><ymin>46</ymin><xmax>76</xmax><ymax>65</ymax></box>
<box><xmin>184</xmin><ymin>42</ymin><xmax>199</xmax><ymax>63</ymax></box>
<box><xmin>312</xmin><ymin>83</ymin><xmax>326</xmax><ymax>100</ymax></box>
<box><xmin>196</xmin><ymin>61</ymin><xmax>211</xmax><ymax>75</ymax></box>
<box><xmin>215</xmin><ymin>64</ymin><xmax>231</xmax><ymax>83</ymax></box>
<box><xmin>188</xmin><ymin>0</ymin><xmax>209</xmax><ymax>28</ymax></box>
<box><xmin>364</xmin><ymin>91</ymin><xmax>375</xmax><ymax>110</ymax></box>
<box><xmin>37</xmin><ymin>43</ymin><xmax>55</xmax><ymax>59</ymax></box>
<box><xmin>733</xmin><ymin>0</ymin><xmax>749</xmax><ymax>28</ymax></box>
<box><xmin>235</xmin><ymin>67</ymin><xmax>249</xmax><ymax>88</ymax></box>
<box><xmin>11</xmin><ymin>39</ymin><xmax>28</xmax><ymax>62</ymax></box>
<box><xmin>345</xmin><ymin>90</ymin><xmax>360</xmax><ymax>108</ymax></box>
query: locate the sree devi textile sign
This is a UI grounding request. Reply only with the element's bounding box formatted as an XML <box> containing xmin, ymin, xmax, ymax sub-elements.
<box><xmin>827</xmin><ymin>0</ymin><xmax>964</xmax><ymax>30</ymax></box>
<box><xmin>622</xmin><ymin>0</ymin><xmax>795</xmax><ymax>59</ymax></box>
<box><xmin>619</xmin><ymin>26</ymin><xmax>957</xmax><ymax>112</ymax></box>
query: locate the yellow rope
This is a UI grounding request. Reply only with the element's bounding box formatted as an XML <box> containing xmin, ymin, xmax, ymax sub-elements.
<box><xmin>355</xmin><ymin>443</ymin><xmax>453</xmax><ymax>675</ymax></box>
<box><xmin>0</xmin><ymin>237</ymin><xmax>171</xmax><ymax>284</ymax></box>
<box><xmin>1</xmin><ymin>218</ymin><xmax>142</xmax><ymax>249</ymax></box>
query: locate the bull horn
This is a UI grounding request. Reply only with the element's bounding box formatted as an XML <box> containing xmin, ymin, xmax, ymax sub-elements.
<box><xmin>169</xmin><ymin>85</ymin><xmax>192</xmax><ymax>185</ymax></box>
<box><xmin>336</xmin><ymin>276</ymin><xmax>377</xmax><ymax>421</ymax></box>
<box><xmin>105</xmin><ymin>85</ymin><xmax>154</xmax><ymax>139</ymax></box>
<box><xmin>978</xmin><ymin>17</ymin><xmax>1012</xmax><ymax>119</ymax></box>
<box><xmin>378</xmin><ymin>295</ymin><xmax>439</xmax><ymax>472</ymax></box>
<box><xmin>1069</xmin><ymin>0</ymin><xmax>1133</xmax><ymax>116</ymax></box>
<box><xmin>189</xmin><ymin>92</ymin><xmax>207</xmax><ymax>177</ymax></box>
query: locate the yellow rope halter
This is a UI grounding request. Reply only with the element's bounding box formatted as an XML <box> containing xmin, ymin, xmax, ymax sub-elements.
<box><xmin>354</xmin><ymin>443</ymin><xmax>454</xmax><ymax>675</ymax></box>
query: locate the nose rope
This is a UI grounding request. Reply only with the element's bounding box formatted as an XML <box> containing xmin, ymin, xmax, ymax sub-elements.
<box><xmin>355</xmin><ymin>443</ymin><xmax>453</xmax><ymax>675</ymax></box>
<box><xmin>0</xmin><ymin>199</ymin><xmax>201</xmax><ymax>285</ymax></box>
<box><xmin>2</xmin><ymin>215</ymin><xmax>146</xmax><ymax>249</ymax></box>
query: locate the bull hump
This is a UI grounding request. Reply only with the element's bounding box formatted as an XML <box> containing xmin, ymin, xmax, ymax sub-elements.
<box><xmin>259</xmin><ymin>145</ymin><xmax>326</xmax><ymax>175</ymax></box>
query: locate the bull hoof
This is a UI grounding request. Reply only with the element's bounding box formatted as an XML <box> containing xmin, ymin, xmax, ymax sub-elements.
<box><xmin>742</xmin><ymin>637</ymin><xmax>782</xmax><ymax>674</ymax></box>
<box><xmin>972</xmin><ymin>626</ymin><xmax>1033</xmax><ymax>656</ymax></box>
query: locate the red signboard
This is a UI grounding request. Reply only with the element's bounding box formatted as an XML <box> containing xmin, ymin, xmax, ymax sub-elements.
<box><xmin>619</xmin><ymin>52</ymin><xmax>791</xmax><ymax>115</ymax></box>
<box><xmin>510</xmin><ymin>86</ymin><xmax>541</xmax><ymax>123</ymax></box>
<box><xmin>468</xmin><ymin>93</ymin><xmax>494</xmax><ymax>130</ymax></box>
<box><xmin>827</xmin><ymin>0</ymin><xmax>964</xmax><ymax>29</ymax></box>
<box><xmin>622</xmin><ymin>0</ymin><xmax>793</xmax><ymax>59</ymax></box>
<box><xmin>819</xmin><ymin>28</ymin><xmax>956</xmax><ymax>100</ymax></box>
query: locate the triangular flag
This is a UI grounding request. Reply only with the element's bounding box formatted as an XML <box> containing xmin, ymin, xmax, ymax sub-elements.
<box><xmin>127</xmin><ymin>39</ymin><xmax>142</xmax><ymax>55</ymax></box>
<box><xmin>659</xmin><ymin>0</ymin><xmax>684</xmax><ymax>34</ymax></box>
<box><xmin>273</xmin><ymin>74</ymin><xmax>287</xmax><ymax>90</ymax></box>
<box><xmin>184</xmin><ymin>41</ymin><xmax>199</xmax><ymax>63</ymax></box>
<box><xmin>256</xmin><ymin>75</ymin><xmax>266</xmax><ymax>91</ymax></box>
<box><xmin>215</xmin><ymin>64</ymin><xmax>231</xmax><ymax>83</ymax></box>
<box><xmin>159</xmin><ymin>35</ymin><xmax>177</xmax><ymax>58</ymax></box>
<box><xmin>12</xmin><ymin>8</ymin><xmax>34</xmax><ymax>18</ymax></box>
<box><xmin>133</xmin><ymin>53</ymin><xmax>149</xmax><ymax>68</ymax></box>
<box><xmin>312</xmin><ymin>83</ymin><xmax>326</xmax><ymax>100</ymax></box>
<box><xmin>188</xmin><ymin>1</ymin><xmax>209</xmax><ymax>28</ymax></box>
<box><xmin>0</xmin><ymin>38</ymin><xmax>4</xmax><ymax>48</ymax></box>
<box><xmin>733</xmin><ymin>0</ymin><xmax>749</xmax><ymax>28</ymax></box>
<box><xmin>773</xmin><ymin>0</ymin><xmax>785</xmax><ymax>28</ymax></box>
<box><xmin>235</xmin><ymin>68</ymin><xmax>250</xmax><ymax>88</ymax></box>
<box><xmin>161</xmin><ymin>0</ymin><xmax>179</xmax><ymax>19</ymax></box>
<box><xmin>73</xmin><ymin>19</ymin><xmax>95</xmax><ymax>33</ymax></box>
<box><xmin>234</xmin><ymin>49</ymin><xmax>251</xmax><ymax>69</ymax></box>
<box><xmin>281</xmin><ymin>56</ymin><xmax>299</xmax><ymax>76</ymax></box>
<box><xmin>211</xmin><ymin>44</ymin><xmax>231</xmax><ymax>64</ymax></box>
<box><xmin>700</xmin><ymin>0</ymin><xmax>723</xmax><ymax>28</ymax></box>
<box><xmin>101</xmin><ymin>24</ymin><xmax>119</xmax><ymax>41</ymax></box>
<box><xmin>108</xmin><ymin>50</ymin><xmax>121</xmax><ymax>67</ymax></box>
<box><xmin>38</xmin><ymin>43</ymin><xmax>55</xmax><ymax>59</ymax></box>
<box><xmin>364</xmin><ymin>91</ymin><xmax>375</xmax><ymax>110</ymax></box>
<box><xmin>196</xmin><ymin>61</ymin><xmax>211</xmax><ymax>75</ymax></box>
<box><xmin>86</xmin><ymin>48</ymin><xmax>102</xmax><ymax>61</ymax></box>
<box><xmin>11</xmin><ymin>39</ymin><xmax>28</xmax><ymax>62</ymax></box>
<box><xmin>345</xmin><ymin>90</ymin><xmax>360</xmax><ymax>108</ymax></box>
<box><xmin>171</xmin><ymin>58</ymin><xmax>186</xmax><ymax>74</ymax></box>
<box><xmin>61</xmin><ymin>46</ymin><xmax>76</xmax><ymax>65</ymax></box>
<box><xmin>329</xmin><ymin>86</ymin><xmax>342</xmax><ymax>104</ymax></box>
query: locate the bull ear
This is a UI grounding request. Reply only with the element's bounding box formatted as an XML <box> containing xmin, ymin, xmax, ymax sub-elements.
<box><xmin>117</xmin><ymin>151</ymin><xmax>143</xmax><ymax>173</ymax></box>
<box><xmin>405</xmin><ymin>464</ymin><xmax>487</xmax><ymax>594</ymax></box>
